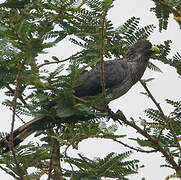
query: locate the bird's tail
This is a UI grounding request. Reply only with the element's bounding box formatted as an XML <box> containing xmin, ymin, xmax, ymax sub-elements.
<box><xmin>0</xmin><ymin>114</ymin><xmax>46</xmax><ymax>153</ymax></box>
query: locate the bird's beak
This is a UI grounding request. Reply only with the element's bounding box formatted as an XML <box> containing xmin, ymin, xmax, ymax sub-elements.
<box><xmin>151</xmin><ymin>45</ymin><xmax>159</xmax><ymax>51</ymax></box>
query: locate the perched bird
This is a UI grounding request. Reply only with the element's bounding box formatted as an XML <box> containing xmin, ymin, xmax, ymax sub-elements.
<box><xmin>74</xmin><ymin>40</ymin><xmax>158</xmax><ymax>100</ymax></box>
<box><xmin>0</xmin><ymin>40</ymin><xmax>158</xmax><ymax>153</ymax></box>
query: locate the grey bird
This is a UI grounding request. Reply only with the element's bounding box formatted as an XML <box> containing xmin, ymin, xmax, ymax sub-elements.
<box><xmin>74</xmin><ymin>40</ymin><xmax>158</xmax><ymax>100</ymax></box>
<box><xmin>0</xmin><ymin>40</ymin><xmax>158</xmax><ymax>153</ymax></box>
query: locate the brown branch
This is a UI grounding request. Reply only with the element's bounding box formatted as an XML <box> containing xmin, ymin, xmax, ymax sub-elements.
<box><xmin>100</xmin><ymin>9</ymin><xmax>108</xmax><ymax>110</ymax></box>
<box><xmin>113</xmin><ymin>139</ymin><xmax>157</xmax><ymax>153</ymax></box>
<box><xmin>47</xmin><ymin>128</ymin><xmax>63</xmax><ymax>180</ymax></box>
<box><xmin>73</xmin><ymin>95</ymin><xmax>105</xmax><ymax>112</ymax></box>
<box><xmin>74</xmin><ymin>93</ymin><xmax>179</xmax><ymax>171</ymax></box>
<box><xmin>0</xmin><ymin>165</ymin><xmax>18</xmax><ymax>179</ymax></box>
<box><xmin>140</xmin><ymin>80</ymin><xmax>168</xmax><ymax>141</ymax></box>
<box><xmin>140</xmin><ymin>81</ymin><xmax>181</xmax><ymax>168</ymax></box>
<box><xmin>9</xmin><ymin>107</ymin><xmax>25</xmax><ymax>124</ymax></box>
<box><xmin>140</xmin><ymin>80</ymin><xmax>181</xmax><ymax>152</ymax></box>
<box><xmin>6</xmin><ymin>84</ymin><xmax>30</xmax><ymax>114</ymax></box>
<box><xmin>108</xmin><ymin>112</ymin><xmax>180</xmax><ymax>172</ymax></box>
<box><xmin>10</xmin><ymin>60</ymin><xmax>26</xmax><ymax>179</ymax></box>
<box><xmin>38</xmin><ymin>50</ymin><xmax>85</xmax><ymax>69</ymax></box>
<box><xmin>73</xmin><ymin>94</ymin><xmax>180</xmax><ymax>171</ymax></box>
<box><xmin>140</xmin><ymin>80</ymin><xmax>167</xmax><ymax>141</ymax></box>
<box><xmin>140</xmin><ymin>80</ymin><xmax>166</xmax><ymax>119</ymax></box>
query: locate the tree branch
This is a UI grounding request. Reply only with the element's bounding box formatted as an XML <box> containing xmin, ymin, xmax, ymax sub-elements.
<box><xmin>0</xmin><ymin>165</ymin><xmax>18</xmax><ymax>179</ymax></box>
<box><xmin>73</xmin><ymin>95</ymin><xmax>105</xmax><ymax>112</ymax></box>
<box><xmin>73</xmin><ymin>94</ymin><xmax>180</xmax><ymax>172</ymax></box>
<box><xmin>6</xmin><ymin>84</ymin><xmax>30</xmax><ymax>113</ymax></box>
<box><xmin>100</xmin><ymin>9</ymin><xmax>108</xmax><ymax>110</ymax></box>
<box><xmin>37</xmin><ymin>50</ymin><xmax>85</xmax><ymax>69</ymax></box>
<box><xmin>10</xmin><ymin>60</ymin><xmax>26</xmax><ymax>179</ymax></box>
<box><xmin>140</xmin><ymin>80</ymin><xmax>181</xmax><ymax>153</ymax></box>
<box><xmin>140</xmin><ymin>80</ymin><xmax>166</xmax><ymax>119</ymax></box>
<box><xmin>108</xmin><ymin>112</ymin><xmax>180</xmax><ymax>172</ymax></box>
<box><xmin>47</xmin><ymin>128</ymin><xmax>63</xmax><ymax>180</ymax></box>
<box><xmin>113</xmin><ymin>139</ymin><xmax>158</xmax><ymax>153</ymax></box>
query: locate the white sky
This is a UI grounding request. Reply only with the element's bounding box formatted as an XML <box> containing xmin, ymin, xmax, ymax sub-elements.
<box><xmin>0</xmin><ymin>0</ymin><xmax>181</xmax><ymax>179</ymax></box>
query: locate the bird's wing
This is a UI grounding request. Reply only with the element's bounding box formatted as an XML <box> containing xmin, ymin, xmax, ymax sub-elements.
<box><xmin>74</xmin><ymin>60</ymin><xmax>129</xmax><ymax>97</ymax></box>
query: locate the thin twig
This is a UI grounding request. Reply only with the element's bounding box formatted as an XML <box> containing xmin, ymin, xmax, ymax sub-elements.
<box><xmin>47</xmin><ymin>128</ymin><xmax>64</xmax><ymax>180</ymax></box>
<box><xmin>140</xmin><ymin>80</ymin><xmax>166</xmax><ymax>141</ymax></box>
<box><xmin>100</xmin><ymin>9</ymin><xmax>108</xmax><ymax>110</ymax></box>
<box><xmin>0</xmin><ymin>165</ymin><xmax>18</xmax><ymax>179</ymax></box>
<box><xmin>139</xmin><ymin>81</ymin><xmax>181</xmax><ymax>169</ymax></box>
<box><xmin>10</xmin><ymin>59</ymin><xmax>26</xmax><ymax>180</ymax></box>
<box><xmin>38</xmin><ymin>50</ymin><xmax>85</xmax><ymax>69</ymax></box>
<box><xmin>73</xmin><ymin>95</ymin><xmax>105</xmax><ymax>112</ymax></box>
<box><xmin>9</xmin><ymin>107</ymin><xmax>25</xmax><ymax>124</ymax></box>
<box><xmin>113</xmin><ymin>139</ymin><xmax>158</xmax><ymax>153</ymax></box>
<box><xmin>64</xmin><ymin>144</ymin><xmax>74</xmax><ymax>173</ymax></box>
<box><xmin>140</xmin><ymin>81</ymin><xmax>181</xmax><ymax>152</ymax></box>
<box><xmin>109</xmin><ymin>114</ymin><xmax>180</xmax><ymax>172</ymax></box>
<box><xmin>6</xmin><ymin>84</ymin><xmax>30</xmax><ymax>111</ymax></box>
<box><xmin>140</xmin><ymin>81</ymin><xmax>166</xmax><ymax>119</ymax></box>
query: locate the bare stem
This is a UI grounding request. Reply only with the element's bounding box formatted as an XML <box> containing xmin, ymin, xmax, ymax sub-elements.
<box><xmin>6</xmin><ymin>84</ymin><xmax>30</xmax><ymax>111</ymax></box>
<box><xmin>73</xmin><ymin>95</ymin><xmax>105</xmax><ymax>112</ymax></box>
<box><xmin>108</xmin><ymin>111</ymin><xmax>180</xmax><ymax>172</ymax></box>
<box><xmin>100</xmin><ymin>9</ymin><xmax>108</xmax><ymax>110</ymax></box>
<box><xmin>140</xmin><ymin>80</ymin><xmax>166</xmax><ymax>119</ymax></box>
<box><xmin>10</xmin><ymin>60</ymin><xmax>26</xmax><ymax>179</ymax></box>
<box><xmin>140</xmin><ymin>80</ymin><xmax>181</xmax><ymax>152</ymax></box>
<box><xmin>0</xmin><ymin>165</ymin><xmax>18</xmax><ymax>179</ymax></box>
<box><xmin>47</xmin><ymin>128</ymin><xmax>63</xmax><ymax>180</ymax></box>
<box><xmin>38</xmin><ymin>50</ymin><xmax>85</xmax><ymax>69</ymax></box>
<box><xmin>113</xmin><ymin>139</ymin><xmax>157</xmax><ymax>153</ymax></box>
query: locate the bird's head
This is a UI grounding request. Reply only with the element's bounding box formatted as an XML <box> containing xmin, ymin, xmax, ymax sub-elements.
<box><xmin>125</xmin><ymin>40</ymin><xmax>159</xmax><ymax>62</ymax></box>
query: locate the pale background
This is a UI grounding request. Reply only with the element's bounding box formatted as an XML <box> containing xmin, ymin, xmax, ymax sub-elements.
<box><xmin>0</xmin><ymin>0</ymin><xmax>180</xmax><ymax>179</ymax></box>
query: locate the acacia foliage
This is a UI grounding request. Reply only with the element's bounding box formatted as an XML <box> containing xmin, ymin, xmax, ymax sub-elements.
<box><xmin>0</xmin><ymin>0</ymin><xmax>181</xmax><ymax>179</ymax></box>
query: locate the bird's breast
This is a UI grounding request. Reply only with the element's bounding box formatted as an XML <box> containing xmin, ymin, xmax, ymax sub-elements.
<box><xmin>106</xmin><ymin>75</ymin><xmax>133</xmax><ymax>101</ymax></box>
<box><xmin>129</xmin><ymin>61</ymin><xmax>148</xmax><ymax>84</ymax></box>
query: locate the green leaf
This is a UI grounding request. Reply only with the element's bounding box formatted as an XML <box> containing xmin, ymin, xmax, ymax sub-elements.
<box><xmin>52</xmin><ymin>56</ymin><xmax>59</xmax><ymax>61</ymax></box>
<box><xmin>74</xmin><ymin>103</ymin><xmax>93</xmax><ymax>114</ymax></box>
<box><xmin>0</xmin><ymin>26</ymin><xmax>7</xmax><ymax>31</ymax></box>
<box><xmin>56</xmin><ymin>106</ymin><xmax>75</xmax><ymax>118</ymax></box>
<box><xmin>141</xmin><ymin>78</ymin><xmax>155</xmax><ymax>83</ymax></box>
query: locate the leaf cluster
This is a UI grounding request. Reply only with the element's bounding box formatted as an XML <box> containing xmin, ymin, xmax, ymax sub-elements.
<box><xmin>135</xmin><ymin>99</ymin><xmax>181</xmax><ymax>169</ymax></box>
<box><xmin>150</xmin><ymin>0</ymin><xmax>181</xmax><ymax>31</ymax></box>
<box><xmin>63</xmin><ymin>152</ymin><xmax>139</xmax><ymax>179</ymax></box>
<box><xmin>0</xmin><ymin>0</ymin><xmax>180</xmax><ymax>179</ymax></box>
<box><xmin>0</xmin><ymin>143</ymin><xmax>50</xmax><ymax>179</ymax></box>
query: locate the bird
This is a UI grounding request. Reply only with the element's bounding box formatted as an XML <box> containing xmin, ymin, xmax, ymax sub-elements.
<box><xmin>74</xmin><ymin>40</ymin><xmax>158</xmax><ymax>100</ymax></box>
<box><xmin>0</xmin><ymin>40</ymin><xmax>159</xmax><ymax>153</ymax></box>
